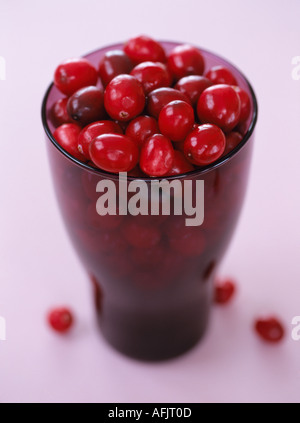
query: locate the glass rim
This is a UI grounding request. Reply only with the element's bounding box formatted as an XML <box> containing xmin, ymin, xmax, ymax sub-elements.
<box><xmin>41</xmin><ymin>40</ymin><xmax>258</xmax><ymax>181</ymax></box>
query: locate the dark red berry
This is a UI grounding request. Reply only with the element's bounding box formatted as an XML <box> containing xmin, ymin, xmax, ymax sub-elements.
<box><xmin>98</xmin><ymin>49</ymin><xmax>133</xmax><ymax>86</ymax></box>
<box><xmin>167</xmin><ymin>44</ymin><xmax>205</xmax><ymax>80</ymax></box>
<box><xmin>184</xmin><ymin>124</ymin><xmax>226</xmax><ymax>166</ymax></box>
<box><xmin>140</xmin><ymin>134</ymin><xmax>175</xmax><ymax>176</ymax></box>
<box><xmin>67</xmin><ymin>86</ymin><xmax>105</xmax><ymax>126</ymax></box>
<box><xmin>147</xmin><ymin>87</ymin><xmax>191</xmax><ymax>119</ymax></box>
<box><xmin>125</xmin><ymin>115</ymin><xmax>159</xmax><ymax>148</ymax></box>
<box><xmin>205</xmin><ymin>65</ymin><xmax>237</xmax><ymax>85</ymax></box>
<box><xmin>254</xmin><ymin>317</ymin><xmax>285</xmax><ymax>343</ymax></box>
<box><xmin>214</xmin><ymin>279</ymin><xmax>236</xmax><ymax>304</ymax></box>
<box><xmin>122</xmin><ymin>220</ymin><xmax>161</xmax><ymax>249</ymax></box>
<box><xmin>174</xmin><ymin>75</ymin><xmax>212</xmax><ymax>106</ymax></box>
<box><xmin>130</xmin><ymin>61</ymin><xmax>171</xmax><ymax>94</ymax></box>
<box><xmin>124</xmin><ymin>35</ymin><xmax>166</xmax><ymax>64</ymax></box>
<box><xmin>104</xmin><ymin>74</ymin><xmax>145</xmax><ymax>121</ymax></box>
<box><xmin>167</xmin><ymin>220</ymin><xmax>205</xmax><ymax>256</ymax></box>
<box><xmin>223</xmin><ymin>131</ymin><xmax>243</xmax><ymax>155</ymax></box>
<box><xmin>54</xmin><ymin>58</ymin><xmax>98</xmax><ymax>96</ymax></box>
<box><xmin>158</xmin><ymin>100</ymin><xmax>194</xmax><ymax>142</ymax></box>
<box><xmin>89</xmin><ymin>133</ymin><xmax>139</xmax><ymax>173</ymax></box>
<box><xmin>166</xmin><ymin>150</ymin><xmax>194</xmax><ymax>175</ymax></box>
<box><xmin>233</xmin><ymin>86</ymin><xmax>251</xmax><ymax>122</ymax></box>
<box><xmin>48</xmin><ymin>307</ymin><xmax>73</xmax><ymax>333</ymax></box>
<box><xmin>53</xmin><ymin>123</ymin><xmax>85</xmax><ymax>161</ymax></box>
<box><xmin>197</xmin><ymin>84</ymin><xmax>241</xmax><ymax>133</ymax></box>
<box><xmin>78</xmin><ymin>120</ymin><xmax>122</xmax><ymax>160</ymax></box>
<box><xmin>49</xmin><ymin>97</ymin><xmax>75</xmax><ymax>127</ymax></box>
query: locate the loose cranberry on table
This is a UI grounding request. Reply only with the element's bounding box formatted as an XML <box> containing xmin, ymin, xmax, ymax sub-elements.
<box><xmin>125</xmin><ymin>115</ymin><xmax>159</xmax><ymax>148</ymax></box>
<box><xmin>48</xmin><ymin>307</ymin><xmax>74</xmax><ymax>333</ymax></box>
<box><xmin>254</xmin><ymin>316</ymin><xmax>285</xmax><ymax>343</ymax></box>
<box><xmin>139</xmin><ymin>134</ymin><xmax>175</xmax><ymax>177</ymax></box>
<box><xmin>233</xmin><ymin>86</ymin><xmax>251</xmax><ymax>122</ymax></box>
<box><xmin>54</xmin><ymin>58</ymin><xmax>98</xmax><ymax>96</ymax></box>
<box><xmin>98</xmin><ymin>50</ymin><xmax>133</xmax><ymax>87</ymax></box>
<box><xmin>214</xmin><ymin>278</ymin><xmax>236</xmax><ymax>304</ymax></box>
<box><xmin>205</xmin><ymin>65</ymin><xmax>237</xmax><ymax>85</ymax></box>
<box><xmin>167</xmin><ymin>44</ymin><xmax>205</xmax><ymax>80</ymax></box>
<box><xmin>166</xmin><ymin>150</ymin><xmax>194</xmax><ymax>176</ymax></box>
<box><xmin>130</xmin><ymin>61</ymin><xmax>171</xmax><ymax>94</ymax></box>
<box><xmin>124</xmin><ymin>35</ymin><xmax>166</xmax><ymax>64</ymax></box>
<box><xmin>53</xmin><ymin>123</ymin><xmax>85</xmax><ymax>161</ymax></box>
<box><xmin>174</xmin><ymin>75</ymin><xmax>213</xmax><ymax>106</ymax></box>
<box><xmin>197</xmin><ymin>84</ymin><xmax>241</xmax><ymax>133</ymax></box>
<box><xmin>104</xmin><ymin>74</ymin><xmax>145</xmax><ymax>121</ymax></box>
<box><xmin>49</xmin><ymin>97</ymin><xmax>75</xmax><ymax>127</ymax></box>
<box><xmin>184</xmin><ymin>124</ymin><xmax>226</xmax><ymax>166</ymax></box>
<box><xmin>67</xmin><ymin>86</ymin><xmax>105</xmax><ymax>126</ymax></box>
<box><xmin>78</xmin><ymin>120</ymin><xmax>122</xmax><ymax>160</ymax></box>
<box><xmin>147</xmin><ymin>87</ymin><xmax>191</xmax><ymax>119</ymax></box>
<box><xmin>223</xmin><ymin>131</ymin><xmax>243</xmax><ymax>155</ymax></box>
<box><xmin>89</xmin><ymin>133</ymin><xmax>139</xmax><ymax>173</ymax></box>
<box><xmin>158</xmin><ymin>100</ymin><xmax>194</xmax><ymax>142</ymax></box>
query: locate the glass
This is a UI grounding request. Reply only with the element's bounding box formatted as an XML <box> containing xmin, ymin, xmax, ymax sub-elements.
<box><xmin>42</xmin><ymin>42</ymin><xmax>257</xmax><ymax>361</ymax></box>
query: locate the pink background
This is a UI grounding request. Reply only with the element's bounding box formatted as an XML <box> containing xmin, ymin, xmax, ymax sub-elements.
<box><xmin>1</xmin><ymin>0</ymin><xmax>300</xmax><ymax>403</ymax></box>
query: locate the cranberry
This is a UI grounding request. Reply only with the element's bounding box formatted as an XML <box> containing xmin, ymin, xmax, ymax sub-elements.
<box><xmin>89</xmin><ymin>133</ymin><xmax>139</xmax><ymax>173</ymax></box>
<box><xmin>174</xmin><ymin>75</ymin><xmax>212</xmax><ymax>106</ymax></box>
<box><xmin>167</xmin><ymin>221</ymin><xmax>205</xmax><ymax>256</ymax></box>
<box><xmin>87</xmin><ymin>203</ymin><xmax>123</xmax><ymax>230</ymax></box>
<box><xmin>54</xmin><ymin>58</ymin><xmax>98</xmax><ymax>96</ymax></box>
<box><xmin>104</xmin><ymin>74</ymin><xmax>145</xmax><ymax>121</ymax></box>
<box><xmin>166</xmin><ymin>150</ymin><xmax>194</xmax><ymax>175</ymax></box>
<box><xmin>130</xmin><ymin>61</ymin><xmax>171</xmax><ymax>94</ymax></box>
<box><xmin>49</xmin><ymin>97</ymin><xmax>75</xmax><ymax>127</ymax></box>
<box><xmin>233</xmin><ymin>86</ymin><xmax>251</xmax><ymax>122</ymax></box>
<box><xmin>205</xmin><ymin>65</ymin><xmax>237</xmax><ymax>85</ymax></box>
<box><xmin>223</xmin><ymin>131</ymin><xmax>243</xmax><ymax>155</ymax></box>
<box><xmin>125</xmin><ymin>115</ymin><xmax>159</xmax><ymax>148</ymax></box>
<box><xmin>48</xmin><ymin>307</ymin><xmax>73</xmax><ymax>333</ymax></box>
<box><xmin>78</xmin><ymin>120</ymin><xmax>122</xmax><ymax>160</ymax></box>
<box><xmin>122</xmin><ymin>220</ymin><xmax>161</xmax><ymax>248</ymax></box>
<box><xmin>133</xmin><ymin>244</ymin><xmax>165</xmax><ymax>269</ymax></box>
<box><xmin>124</xmin><ymin>35</ymin><xmax>166</xmax><ymax>64</ymax></box>
<box><xmin>53</xmin><ymin>123</ymin><xmax>85</xmax><ymax>161</ymax></box>
<box><xmin>98</xmin><ymin>49</ymin><xmax>133</xmax><ymax>86</ymax></box>
<box><xmin>158</xmin><ymin>100</ymin><xmax>194</xmax><ymax>142</ymax></box>
<box><xmin>254</xmin><ymin>317</ymin><xmax>285</xmax><ymax>343</ymax></box>
<box><xmin>184</xmin><ymin>124</ymin><xmax>226</xmax><ymax>166</ymax></box>
<box><xmin>214</xmin><ymin>279</ymin><xmax>236</xmax><ymax>304</ymax></box>
<box><xmin>147</xmin><ymin>87</ymin><xmax>191</xmax><ymax>119</ymax></box>
<box><xmin>67</xmin><ymin>86</ymin><xmax>105</xmax><ymax>126</ymax></box>
<box><xmin>167</xmin><ymin>44</ymin><xmax>205</xmax><ymax>80</ymax></box>
<box><xmin>140</xmin><ymin>134</ymin><xmax>175</xmax><ymax>176</ymax></box>
<box><xmin>197</xmin><ymin>84</ymin><xmax>241</xmax><ymax>132</ymax></box>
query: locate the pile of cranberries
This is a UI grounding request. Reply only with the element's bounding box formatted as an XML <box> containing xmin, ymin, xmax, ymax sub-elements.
<box><xmin>50</xmin><ymin>35</ymin><xmax>250</xmax><ymax>177</ymax></box>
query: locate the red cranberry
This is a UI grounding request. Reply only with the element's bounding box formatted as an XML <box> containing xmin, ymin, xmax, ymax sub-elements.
<box><xmin>78</xmin><ymin>120</ymin><xmax>122</xmax><ymax>160</ymax></box>
<box><xmin>140</xmin><ymin>134</ymin><xmax>175</xmax><ymax>176</ymax></box>
<box><xmin>125</xmin><ymin>115</ymin><xmax>159</xmax><ymax>148</ymax></box>
<box><xmin>214</xmin><ymin>279</ymin><xmax>236</xmax><ymax>304</ymax></box>
<box><xmin>184</xmin><ymin>124</ymin><xmax>226</xmax><ymax>165</ymax></box>
<box><xmin>147</xmin><ymin>87</ymin><xmax>191</xmax><ymax>119</ymax></box>
<box><xmin>98</xmin><ymin>49</ymin><xmax>133</xmax><ymax>86</ymax></box>
<box><xmin>67</xmin><ymin>86</ymin><xmax>105</xmax><ymax>126</ymax></box>
<box><xmin>48</xmin><ymin>307</ymin><xmax>73</xmax><ymax>333</ymax></box>
<box><xmin>205</xmin><ymin>65</ymin><xmax>237</xmax><ymax>85</ymax></box>
<box><xmin>167</xmin><ymin>44</ymin><xmax>205</xmax><ymax>80</ymax></box>
<box><xmin>166</xmin><ymin>150</ymin><xmax>194</xmax><ymax>175</ymax></box>
<box><xmin>254</xmin><ymin>317</ymin><xmax>285</xmax><ymax>343</ymax></box>
<box><xmin>49</xmin><ymin>97</ymin><xmax>75</xmax><ymax>127</ymax></box>
<box><xmin>158</xmin><ymin>100</ymin><xmax>194</xmax><ymax>142</ymax></box>
<box><xmin>53</xmin><ymin>123</ymin><xmax>85</xmax><ymax>161</ymax></box>
<box><xmin>130</xmin><ymin>61</ymin><xmax>171</xmax><ymax>94</ymax></box>
<box><xmin>133</xmin><ymin>244</ymin><xmax>165</xmax><ymax>269</ymax></box>
<box><xmin>104</xmin><ymin>74</ymin><xmax>145</xmax><ymax>121</ymax></box>
<box><xmin>223</xmin><ymin>131</ymin><xmax>243</xmax><ymax>155</ymax></box>
<box><xmin>87</xmin><ymin>203</ymin><xmax>123</xmax><ymax>230</ymax></box>
<box><xmin>197</xmin><ymin>84</ymin><xmax>241</xmax><ymax>132</ymax></box>
<box><xmin>167</xmin><ymin>221</ymin><xmax>206</xmax><ymax>256</ymax></box>
<box><xmin>124</xmin><ymin>35</ymin><xmax>166</xmax><ymax>64</ymax></box>
<box><xmin>89</xmin><ymin>133</ymin><xmax>139</xmax><ymax>173</ymax></box>
<box><xmin>54</xmin><ymin>58</ymin><xmax>98</xmax><ymax>96</ymax></box>
<box><xmin>122</xmin><ymin>220</ymin><xmax>161</xmax><ymax>249</ymax></box>
<box><xmin>233</xmin><ymin>86</ymin><xmax>251</xmax><ymax>122</ymax></box>
<box><xmin>174</xmin><ymin>75</ymin><xmax>212</xmax><ymax>106</ymax></box>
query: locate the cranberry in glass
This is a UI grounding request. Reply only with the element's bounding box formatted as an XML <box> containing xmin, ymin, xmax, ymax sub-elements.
<box><xmin>49</xmin><ymin>97</ymin><xmax>75</xmax><ymax>127</ymax></box>
<box><xmin>158</xmin><ymin>100</ymin><xmax>194</xmax><ymax>142</ymax></box>
<box><xmin>205</xmin><ymin>65</ymin><xmax>237</xmax><ymax>85</ymax></box>
<box><xmin>124</xmin><ymin>35</ymin><xmax>166</xmax><ymax>64</ymax></box>
<box><xmin>67</xmin><ymin>86</ymin><xmax>105</xmax><ymax>126</ymax></box>
<box><xmin>98</xmin><ymin>49</ymin><xmax>133</xmax><ymax>87</ymax></box>
<box><xmin>53</xmin><ymin>123</ymin><xmax>85</xmax><ymax>161</ymax></box>
<box><xmin>147</xmin><ymin>87</ymin><xmax>191</xmax><ymax>119</ymax></box>
<box><xmin>122</xmin><ymin>220</ymin><xmax>161</xmax><ymax>249</ymax></box>
<box><xmin>140</xmin><ymin>134</ymin><xmax>174</xmax><ymax>176</ymax></box>
<box><xmin>167</xmin><ymin>44</ymin><xmax>205</xmax><ymax>80</ymax></box>
<box><xmin>125</xmin><ymin>115</ymin><xmax>159</xmax><ymax>148</ymax></box>
<box><xmin>223</xmin><ymin>131</ymin><xmax>243</xmax><ymax>155</ymax></box>
<box><xmin>233</xmin><ymin>86</ymin><xmax>251</xmax><ymax>122</ymax></box>
<box><xmin>130</xmin><ymin>61</ymin><xmax>171</xmax><ymax>94</ymax></box>
<box><xmin>174</xmin><ymin>75</ymin><xmax>212</xmax><ymax>106</ymax></box>
<box><xmin>166</xmin><ymin>150</ymin><xmax>194</xmax><ymax>175</ymax></box>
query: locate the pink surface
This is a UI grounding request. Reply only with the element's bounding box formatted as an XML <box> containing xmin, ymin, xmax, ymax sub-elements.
<box><xmin>0</xmin><ymin>0</ymin><xmax>300</xmax><ymax>403</ymax></box>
